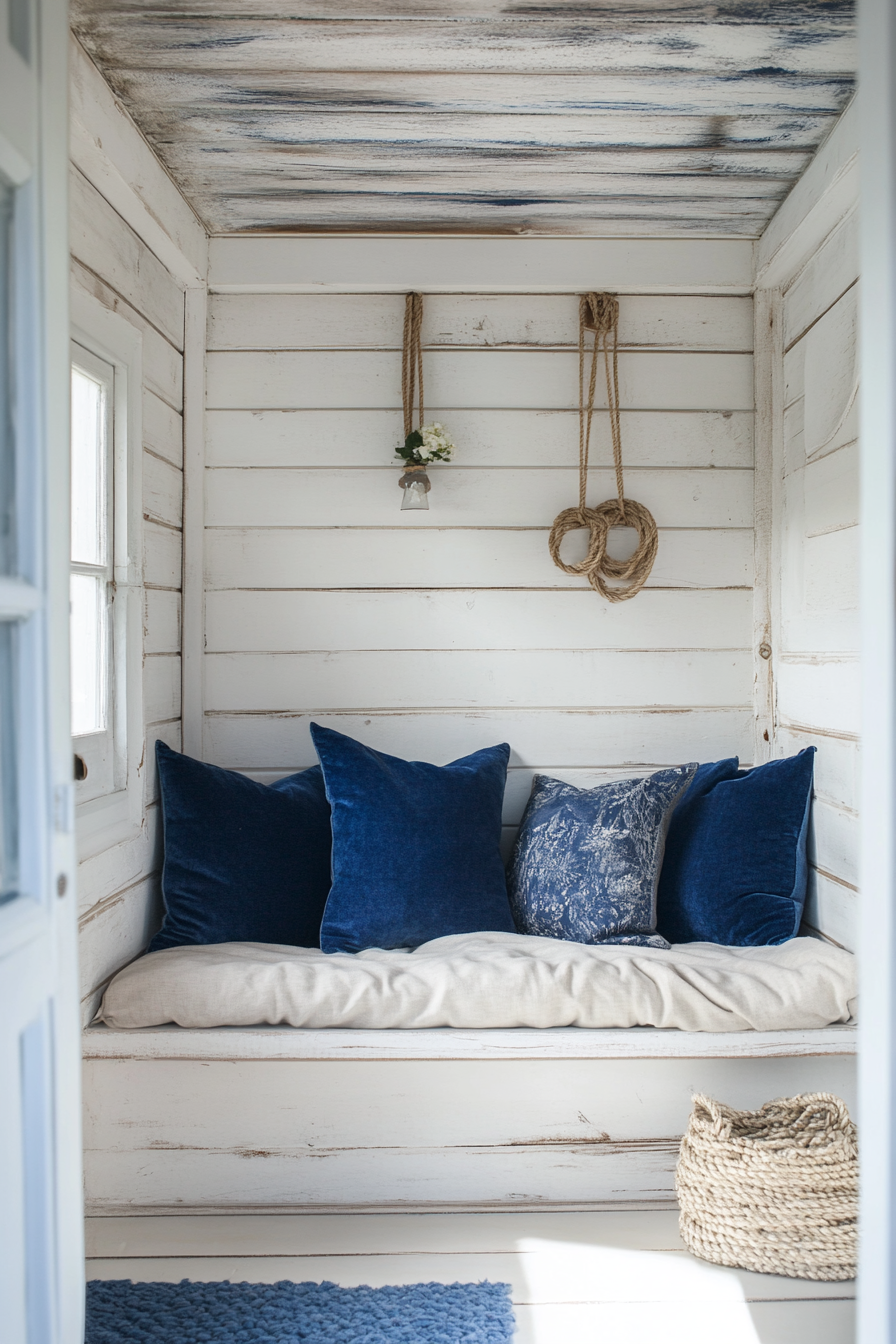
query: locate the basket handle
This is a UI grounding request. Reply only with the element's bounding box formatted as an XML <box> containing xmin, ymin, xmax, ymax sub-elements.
<box><xmin>691</xmin><ymin>1093</ymin><xmax>730</xmax><ymax>1139</ymax></box>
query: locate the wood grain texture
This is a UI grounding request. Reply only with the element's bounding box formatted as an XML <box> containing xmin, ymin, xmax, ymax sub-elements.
<box><xmin>203</xmin><ymin>527</ymin><xmax>753</xmax><ymax>592</ymax></box>
<box><xmin>70</xmin><ymin>1</ymin><xmax>854</xmax><ymax>235</ymax></box>
<box><xmin>203</xmin><ymin>708</ymin><xmax>755</xmax><ymax>771</ymax></box>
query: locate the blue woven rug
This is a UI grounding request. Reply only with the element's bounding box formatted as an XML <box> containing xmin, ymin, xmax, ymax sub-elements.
<box><xmin>85</xmin><ymin>1279</ymin><xmax>516</xmax><ymax>1343</ymax></box>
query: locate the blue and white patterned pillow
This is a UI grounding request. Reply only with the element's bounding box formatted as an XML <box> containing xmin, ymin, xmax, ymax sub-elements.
<box><xmin>508</xmin><ymin>766</ymin><xmax>697</xmax><ymax>948</ymax></box>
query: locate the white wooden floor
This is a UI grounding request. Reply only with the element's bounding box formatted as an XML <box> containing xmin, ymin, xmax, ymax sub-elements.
<box><xmin>85</xmin><ymin>1210</ymin><xmax>854</xmax><ymax>1344</ymax></box>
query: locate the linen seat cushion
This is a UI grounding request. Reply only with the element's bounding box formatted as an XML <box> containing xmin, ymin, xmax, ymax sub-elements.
<box><xmin>508</xmin><ymin>765</ymin><xmax>696</xmax><ymax>947</ymax></box>
<box><xmin>656</xmin><ymin>747</ymin><xmax>816</xmax><ymax>946</ymax></box>
<box><xmin>312</xmin><ymin>723</ymin><xmax>515</xmax><ymax>953</ymax></box>
<box><xmin>149</xmin><ymin>741</ymin><xmax>332</xmax><ymax>952</ymax></box>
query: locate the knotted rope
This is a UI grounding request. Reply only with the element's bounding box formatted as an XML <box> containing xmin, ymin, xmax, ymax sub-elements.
<box><xmin>402</xmin><ymin>291</ymin><xmax>425</xmax><ymax>438</ymax></box>
<box><xmin>548</xmin><ymin>292</ymin><xmax>658</xmax><ymax>602</ymax></box>
<box><xmin>676</xmin><ymin>1092</ymin><xmax>858</xmax><ymax>1282</ymax></box>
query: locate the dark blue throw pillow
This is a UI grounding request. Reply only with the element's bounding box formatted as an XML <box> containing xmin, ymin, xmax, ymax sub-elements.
<box><xmin>656</xmin><ymin>748</ymin><xmax>816</xmax><ymax>946</ymax></box>
<box><xmin>149</xmin><ymin>741</ymin><xmax>332</xmax><ymax>952</ymax></box>
<box><xmin>312</xmin><ymin>723</ymin><xmax>516</xmax><ymax>953</ymax></box>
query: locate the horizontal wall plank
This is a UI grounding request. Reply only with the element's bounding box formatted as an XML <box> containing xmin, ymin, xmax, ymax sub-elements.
<box><xmin>203</xmin><ymin>708</ymin><xmax>754</xmax><ymax>772</ymax></box>
<box><xmin>204</xmin><ymin>527</ymin><xmax>752</xmax><ymax>592</ymax></box>
<box><xmin>143</xmin><ymin>520</ymin><xmax>182</xmax><ymax>591</ymax></box>
<box><xmin>775</xmin><ymin>724</ymin><xmax>859</xmax><ymax>815</ymax></box>
<box><xmin>143</xmin><ymin>450</ymin><xmax>183</xmax><ymax>530</ymax></box>
<box><xmin>78</xmin><ymin>876</ymin><xmax>161</xmax><ymax>1025</ymax></box>
<box><xmin>205</xmin><ymin>650</ymin><xmax>751</xmax><ymax>713</ymax></box>
<box><xmin>80</xmin><ymin>19</ymin><xmax>854</xmax><ymax>76</ymax></box>
<box><xmin>205</xmin><ymin>588</ymin><xmax>752</xmax><ymax>654</ymax></box>
<box><xmin>77</xmin><ymin>804</ymin><xmax>161</xmax><ymax>915</ymax></box>
<box><xmin>206</xmin><ymin>349</ymin><xmax>754</xmax><ymax>412</ymax></box>
<box><xmin>775</xmin><ymin>657</ymin><xmax>860</xmax><ymax>736</ymax></box>
<box><xmin>143</xmin><ymin>389</ymin><xmax>183</xmax><ymax>468</ymax></box>
<box><xmin>144</xmin><ymin>589</ymin><xmax>181</xmax><ymax>655</ymax></box>
<box><xmin>208</xmin><ymin>293</ymin><xmax>754</xmax><ymax>354</ymax></box>
<box><xmin>69</xmin><ymin>166</ymin><xmax>185</xmax><ymax>351</ymax></box>
<box><xmin>803</xmin><ymin>868</ymin><xmax>856</xmax><ymax>953</ymax></box>
<box><xmin>783</xmin><ymin>211</ymin><xmax>859</xmax><ymax>350</ymax></box>
<box><xmin>144</xmin><ymin>720</ymin><xmax>182</xmax><ymax>811</ymax></box>
<box><xmin>800</xmin><ymin>441</ymin><xmax>860</xmax><ymax>537</ymax></box>
<box><xmin>114</xmin><ymin>65</ymin><xmax>855</xmax><ymax>118</ymax></box>
<box><xmin>205</xmin><ymin>409</ymin><xmax>754</xmax><ymax>471</ymax></box>
<box><xmin>72</xmin><ymin>259</ymin><xmax>183</xmax><ymax>410</ymax></box>
<box><xmin>205</xmin><ymin>467</ymin><xmax>753</xmax><ymax>531</ymax></box>
<box><xmin>807</xmin><ymin>796</ymin><xmax>858</xmax><ymax>889</ymax></box>
<box><xmin>208</xmin><ymin>236</ymin><xmax>754</xmax><ymax>296</ymax></box>
<box><xmin>144</xmin><ymin>654</ymin><xmax>182</xmax><ymax>724</ymax></box>
<box><xmin>781</xmin><ymin>527</ymin><xmax>859</xmax><ymax>657</ymax></box>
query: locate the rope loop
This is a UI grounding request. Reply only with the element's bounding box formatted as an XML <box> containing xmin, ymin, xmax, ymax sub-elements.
<box><xmin>549</xmin><ymin>291</ymin><xmax>658</xmax><ymax>601</ymax></box>
<box><xmin>402</xmin><ymin>292</ymin><xmax>425</xmax><ymax>437</ymax></box>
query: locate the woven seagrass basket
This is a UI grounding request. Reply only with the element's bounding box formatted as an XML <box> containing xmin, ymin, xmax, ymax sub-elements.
<box><xmin>675</xmin><ymin>1092</ymin><xmax>857</xmax><ymax>1281</ymax></box>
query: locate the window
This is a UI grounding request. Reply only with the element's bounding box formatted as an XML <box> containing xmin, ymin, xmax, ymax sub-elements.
<box><xmin>70</xmin><ymin>344</ymin><xmax>116</xmax><ymax>796</ymax></box>
<box><xmin>69</xmin><ymin>288</ymin><xmax>144</xmax><ymax>847</ymax></box>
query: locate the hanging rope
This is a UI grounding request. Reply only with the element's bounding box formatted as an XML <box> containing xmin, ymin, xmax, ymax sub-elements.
<box><xmin>402</xmin><ymin>292</ymin><xmax>425</xmax><ymax>438</ymax></box>
<box><xmin>548</xmin><ymin>292</ymin><xmax>658</xmax><ymax>602</ymax></box>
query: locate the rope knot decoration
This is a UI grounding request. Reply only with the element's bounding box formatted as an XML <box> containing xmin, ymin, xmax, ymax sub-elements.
<box><xmin>675</xmin><ymin>1092</ymin><xmax>858</xmax><ymax>1281</ymax></box>
<box><xmin>397</xmin><ymin>292</ymin><xmax>455</xmax><ymax>509</ymax></box>
<box><xmin>548</xmin><ymin>292</ymin><xmax>658</xmax><ymax>602</ymax></box>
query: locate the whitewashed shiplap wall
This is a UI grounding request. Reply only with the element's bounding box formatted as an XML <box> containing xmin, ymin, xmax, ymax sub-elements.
<box><xmin>203</xmin><ymin>282</ymin><xmax>756</xmax><ymax>858</ymax></box>
<box><xmin>771</xmin><ymin>208</ymin><xmax>859</xmax><ymax>952</ymax></box>
<box><xmin>71</xmin><ymin>164</ymin><xmax>186</xmax><ymax>1024</ymax></box>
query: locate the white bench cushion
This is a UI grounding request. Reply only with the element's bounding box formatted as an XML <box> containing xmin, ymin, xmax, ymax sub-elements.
<box><xmin>99</xmin><ymin>933</ymin><xmax>856</xmax><ymax>1033</ymax></box>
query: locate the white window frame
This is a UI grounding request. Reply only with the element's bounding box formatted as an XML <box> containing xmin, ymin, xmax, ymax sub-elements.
<box><xmin>70</xmin><ymin>341</ymin><xmax>115</xmax><ymax>796</ymax></box>
<box><xmin>70</xmin><ymin>286</ymin><xmax>144</xmax><ymax>856</ymax></box>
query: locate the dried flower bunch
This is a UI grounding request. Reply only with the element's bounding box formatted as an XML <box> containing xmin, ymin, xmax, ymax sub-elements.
<box><xmin>396</xmin><ymin>423</ymin><xmax>456</xmax><ymax>466</ymax></box>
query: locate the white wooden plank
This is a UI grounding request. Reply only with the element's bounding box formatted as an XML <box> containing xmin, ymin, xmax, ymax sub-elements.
<box><xmin>204</xmin><ymin>588</ymin><xmax>752</xmax><ymax>654</ymax></box>
<box><xmin>783</xmin><ymin>211</ymin><xmax>859</xmax><ymax>349</ymax></box>
<box><xmin>77</xmin><ymin>805</ymin><xmax>161</xmax><ymax>915</ymax></box>
<box><xmin>78</xmin><ymin>877</ymin><xmax>161</xmax><ymax>1026</ymax></box>
<box><xmin>782</xmin><ymin>527</ymin><xmax>859</xmax><ymax>656</ymax></box>
<box><xmin>775</xmin><ymin>657</ymin><xmax>860</xmax><ymax>736</ymax></box>
<box><xmin>204</xmin><ymin>708</ymin><xmax>754</xmax><ymax>771</ymax></box>
<box><xmin>205</xmin><ymin>409</ymin><xmax>754</xmax><ymax>470</ymax></box>
<box><xmin>81</xmin><ymin>1025</ymin><xmax>857</xmax><ymax>1065</ymax></box>
<box><xmin>801</xmin><ymin>284</ymin><xmax>858</xmax><ymax>459</ymax></box>
<box><xmin>80</xmin><ymin>1054</ymin><xmax>855</xmax><ymax>1210</ymax></box>
<box><xmin>204</xmin><ymin>467</ymin><xmax>754</xmax><ymax>530</ymax></box>
<box><xmin>207</xmin><ymin>293</ymin><xmax>754</xmax><ymax>354</ymax></box>
<box><xmin>808</xmin><ymin>797</ymin><xmax>859</xmax><ymax>890</ymax></box>
<box><xmin>206</xmin><ymin>349</ymin><xmax>754</xmax><ymax>412</ymax></box>
<box><xmin>142</xmin><ymin>389</ymin><xmax>183</xmax><ymax>468</ymax></box>
<box><xmin>208</xmin><ymin>237</ymin><xmax>754</xmax><ymax>296</ymax></box>
<box><xmin>754</xmin><ymin>95</ymin><xmax>858</xmax><ymax>292</ymax></box>
<box><xmin>143</xmin><ymin>589</ymin><xmax>181</xmax><ymax>655</ymax></box>
<box><xmin>78</xmin><ymin>1246</ymin><xmax>852</xmax><ymax>1305</ymax></box>
<box><xmin>144</xmin><ymin>719</ymin><xmax>181</xmax><ymax>811</ymax></box>
<box><xmin>69</xmin><ymin>35</ymin><xmax>207</xmax><ymax>287</ymax></box>
<box><xmin>204</xmin><ymin>527</ymin><xmax>752</xmax><ymax>593</ymax></box>
<box><xmin>775</xmin><ymin>726</ymin><xmax>860</xmax><ymax>815</ymax></box>
<box><xmin>71</xmin><ymin>259</ymin><xmax>183</xmax><ymax>409</ymax></box>
<box><xmin>111</xmin><ymin>65</ymin><xmax>855</xmax><ymax>118</ymax></box>
<box><xmin>804</xmin><ymin>868</ymin><xmax>857</xmax><ymax>953</ymax></box>
<box><xmin>143</xmin><ymin>653</ymin><xmax>181</xmax><ymax>724</ymax></box>
<box><xmin>204</xmin><ymin>649</ymin><xmax>751</xmax><ymax>713</ymax></box>
<box><xmin>143</xmin><ymin>520</ymin><xmax>182</xmax><ymax>591</ymax></box>
<box><xmin>793</xmin><ymin>441</ymin><xmax>859</xmax><ymax>538</ymax></box>
<box><xmin>142</xmin><ymin>450</ymin><xmax>182</xmax><ymax>529</ymax></box>
<box><xmin>75</xmin><ymin>18</ymin><xmax>854</xmax><ymax>77</ymax></box>
<box><xmin>69</xmin><ymin>165</ymin><xmax>185</xmax><ymax>351</ymax></box>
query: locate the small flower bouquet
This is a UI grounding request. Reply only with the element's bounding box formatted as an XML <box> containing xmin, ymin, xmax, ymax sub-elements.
<box><xmin>396</xmin><ymin>422</ymin><xmax>455</xmax><ymax>466</ymax></box>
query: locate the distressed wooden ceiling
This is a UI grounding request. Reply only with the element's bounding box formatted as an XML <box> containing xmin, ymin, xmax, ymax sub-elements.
<box><xmin>70</xmin><ymin>0</ymin><xmax>856</xmax><ymax>237</ymax></box>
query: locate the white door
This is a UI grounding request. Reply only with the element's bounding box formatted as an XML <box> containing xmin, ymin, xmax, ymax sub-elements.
<box><xmin>0</xmin><ymin>1</ymin><xmax>83</xmax><ymax>1342</ymax></box>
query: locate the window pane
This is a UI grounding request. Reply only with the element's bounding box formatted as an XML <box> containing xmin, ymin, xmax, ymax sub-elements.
<box><xmin>70</xmin><ymin>366</ymin><xmax>107</xmax><ymax>567</ymax></box>
<box><xmin>0</xmin><ymin>623</ymin><xmax>19</xmax><ymax>905</ymax></box>
<box><xmin>70</xmin><ymin>573</ymin><xmax>107</xmax><ymax>736</ymax></box>
<box><xmin>0</xmin><ymin>181</ymin><xmax>14</xmax><ymax>577</ymax></box>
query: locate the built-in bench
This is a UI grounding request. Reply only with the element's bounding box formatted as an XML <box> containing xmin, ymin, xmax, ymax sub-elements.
<box><xmin>82</xmin><ymin>1024</ymin><xmax>857</xmax><ymax>1216</ymax></box>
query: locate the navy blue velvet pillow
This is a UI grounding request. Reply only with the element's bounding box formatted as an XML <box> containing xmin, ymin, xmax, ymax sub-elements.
<box><xmin>656</xmin><ymin>748</ymin><xmax>816</xmax><ymax>946</ymax></box>
<box><xmin>312</xmin><ymin>723</ymin><xmax>516</xmax><ymax>953</ymax></box>
<box><xmin>149</xmin><ymin>741</ymin><xmax>332</xmax><ymax>952</ymax></box>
